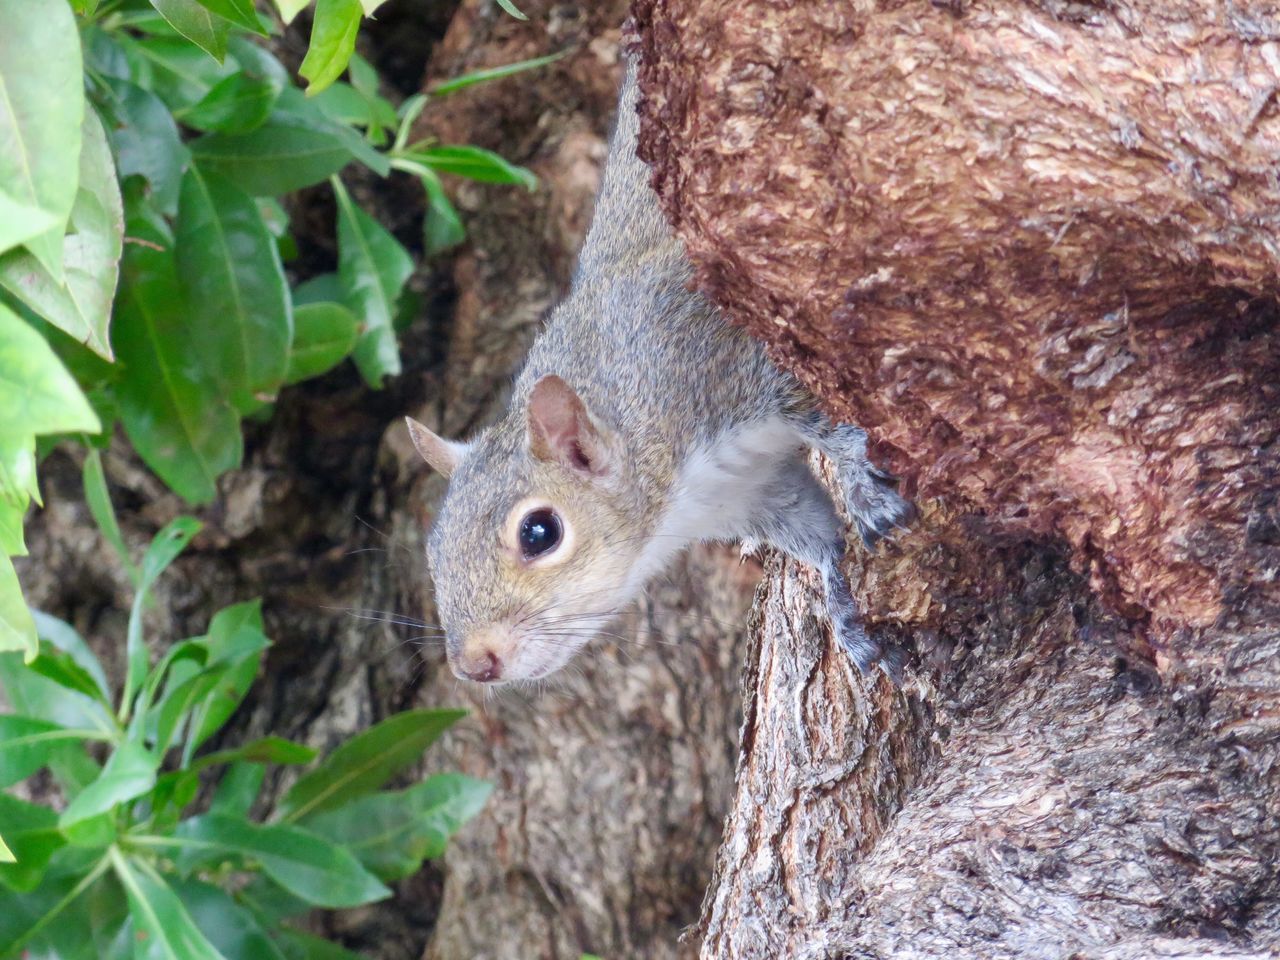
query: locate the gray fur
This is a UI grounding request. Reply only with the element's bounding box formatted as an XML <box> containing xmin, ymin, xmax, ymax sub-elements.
<box><xmin>423</xmin><ymin>58</ymin><xmax>913</xmax><ymax>685</ymax></box>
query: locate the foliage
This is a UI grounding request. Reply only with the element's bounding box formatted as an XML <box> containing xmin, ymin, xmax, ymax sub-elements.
<box><xmin>1</xmin><ymin>0</ymin><xmax>548</xmax><ymax>947</ymax></box>
<box><xmin>0</xmin><ymin>519</ymin><xmax>490</xmax><ymax>959</ymax></box>
<box><xmin>0</xmin><ymin>0</ymin><xmax>554</xmax><ymax>665</ymax></box>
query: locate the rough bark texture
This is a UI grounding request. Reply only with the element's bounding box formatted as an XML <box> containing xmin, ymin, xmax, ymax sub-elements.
<box><xmin>17</xmin><ymin>2</ymin><xmax>753</xmax><ymax>957</ymax></box>
<box><xmin>627</xmin><ymin>2</ymin><xmax>1280</xmax><ymax>957</ymax></box>
<box><xmin>632</xmin><ymin>0</ymin><xmax>1280</xmax><ymax>634</ymax></box>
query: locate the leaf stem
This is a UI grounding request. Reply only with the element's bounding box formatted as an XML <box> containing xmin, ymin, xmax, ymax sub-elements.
<box><xmin>7</xmin><ymin>851</ymin><xmax>111</xmax><ymax>952</ymax></box>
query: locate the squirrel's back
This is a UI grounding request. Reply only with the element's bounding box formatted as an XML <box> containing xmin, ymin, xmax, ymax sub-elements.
<box><xmin>512</xmin><ymin>59</ymin><xmax>801</xmax><ymax>476</ymax></box>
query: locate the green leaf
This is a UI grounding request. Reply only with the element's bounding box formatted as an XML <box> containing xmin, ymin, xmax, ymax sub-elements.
<box><xmin>313</xmin><ymin>82</ymin><xmax>396</xmax><ymax>135</ymax></box>
<box><xmin>348</xmin><ymin>53</ymin><xmax>378</xmax><ymax>97</ymax></box>
<box><xmin>274</xmin><ymin>0</ymin><xmax>311</xmax><ymax>25</ymax></box>
<box><xmin>123</xmin><ymin>517</ymin><xmax>202</xmax><ymax>712</ymax></box>
<box><xmin>278</xmin><ymin>708</ymin><xmax>466</xmax><ymax>822</ymax></box>
<box><xmin>151</xmin><ymin>664</ymin><xmax>231</xmax><ymax>756</ymax></box>
<box><xmin>300</xmin><ymin>0</ymin><xmax>362</xmax><ymax>96</ymax></box>
<box><xmin>190</xmin><ymin>123</ymin><xmax>354</xmax><ymax>196</ymax></box>
<box><xmin>0</xmin><ymin>106</ymin><xmax>124</xmax><ymax>361</ymax></box>
<box><xmin>197</xmin><ymin>735</ymin><xmax>317</xmax><ymax>769</ymax></box>
<box><xmin>306</xmin><ymin>773</ymin><xmax>491</xmax><ymax>880</ymax></box>
<box><xmin>0</xmin><ymin>794</ymin><xmax>64</xmax><ymax>892</ymax></box>
<box><xmin>32</xmin><ymin>609</ymin><xmax>112</xmax><ymax>703</ymax></box>
<box><xmin>0</xmin><ymin>431</ymin><xmax>37</xmax><ymax>504</ymax></box>
<box><xmin>0</xmin><ymin>832</ymin><xmax>11</xmax><ymax>863</ymax></box>
<box><xmin>189</xmin><ymin>83</ymin><xmax>390</xmax><ymax>195</ymax></box>
<box><xmin>62</xmin><ymin>811</ymin><xmax>117</xmax><ymax>850</ymax></box>
<box><xmin>404</xmin><ymin>145</ymin><xmax>536</xmax><ymax>189</ymax></box>
<box><xmin>0</xmin><ymin>646</ymin><xmax>110</xmax><ymax>734</ymax></box>
<box><xmin>149</xmin><ymin>618</ymin><xmax>268</xmax><ymax>756</ymax></box>
<box><xmin>333</xmin><ymin>178</ymin><xmax>412</xmax><ymax>387</ymax></box>
<box><xmin>111</xmin><ymin>209</ymin><xmax>243</xmax><ymax>504</ymax></box>
<box><xmin>100</xmin><ymin>76</ymin><xmax>192</xmax><ymax>216</ymax></box>
<box><xmin>0</xmin><ymin>0</ymin><xmax>83</xmax><ymax>263</ymax></box>
<box><xmin>184</xmin><ymin>599</ymin><xmax>266</xmax><ymax>748</ymax></box>
<box><xmin>59</xmin><ymin>742</ymin><xmax>158</xmax><ymax>828</ymax></box>
<box><xmin>494</xmin><ymin>0</ymin><xmax>528</xmax><ymax>21</ymax></box>
<box><xmin>419</xmin><ymin>167</ymin><xmax>465</xmax><ymax>255</ymax></box>
<box><xmin>195</xmin><ymin>0</ymin><xmax>268</xmax><ymax>34</ymax></box>
<box><xmin>0</xmin><ymin>555</ymin><xmax>37</xmax><ymax>661</ymax></box>
<box><xmin>204</xmin><ymin>597</ymin><xmax>264</xmax><ymax>651</ymax></box>
<box><xmin>150</xmin><ymin>0</ymin><xmax>234</xmax><ymax>62</ymax></box>
<box><xmin>285</xmin><ymin>302</ymin><xmax>359</xmax><ymax>384</ymax></box>
<box><xmin>292</xmin><ymin>272</ymin><xmax>342</xmax><ymax>305</ymax></box>
<box><xmin>24</xmin><ymin>642</ymin><xmax>112</xmax><ymax>707</ymax></box>
<box><xmin>427</xmin><ymin>51</ymin><xmax>564</xmax><ymax>98</ymax></box>
<box><xmin>0</xmin><ymin>496</ymin><xmax>25</xmax><ymax>555</ymax></box>
<box><xmin>178</xmin><ymin>70</ymin><xmax>284</xmax><ymax>134</ymax></box>
<box><xmin>176</xmin><ymin>165</ymin><xmax>293</xmax><ymax>412</ymax></box>
<box><xmin>275</xmin><ymin>928</ymin><xmax>371</xmax><ymax>960</ymax></box>
<box><xmin>258</xmin><ymin>197</ymin><xmax>291</xmax><ymax>238</ymax></box>
<box><xmin>0</xmin><ymin>849</ymin><xmax>115</xmax><ymax>958</ymax></box>
<box><xmin>175</xmin><ymin>879</ymin><xmax>287</xmax><ymax>960</ymax></box>
<box><xmin>111</xmin><ymin>848</ymin><xmax>229</xmax><ymax>960</ymax></box>
<box><xmin>82</xmin><ymin>449</ymin><xmax>140</xmax><ymax>585</ymax></box>
<box><xmin>173</xmin><ymin>813</ymin><xmax>391</xmax><ymax>908</ymax></box>
<box><xmin>122</xmin><ymin>35</ymin><xmax>235</xmax><ymax>111</ymax></box>
<box><xmin>148</xmin><ymin>769</ymin><xmax>202</xmax><ymax>830</ymax></box>
<box><xmin>0</xmin><ymin>302</ymin><xmax>101</xmax><ymax>436</ymax></box>
<box><xmin>281</xmin><ymin>85</ymin><xmax>391</xmax><ymax>175</ymax></box>
<box><xmin>0</xmin><ymin>715</ymin><xmax>89</xmax><ymax>788</ymax></box>
<box><xmin>210</xmin><ymin>761</ymin><xmax>263</xmax><ymax>816</ymax></box>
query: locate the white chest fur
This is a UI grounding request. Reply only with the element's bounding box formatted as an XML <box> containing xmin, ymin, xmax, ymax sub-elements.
<box><xmin>626</xmin><ymin>417</ymin><xmax>805</xmax><ymax>593</ymax></box>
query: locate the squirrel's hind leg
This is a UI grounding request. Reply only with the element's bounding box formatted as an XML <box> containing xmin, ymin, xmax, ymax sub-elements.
<box><xmin>798</xmin><ymin>416</ymin><xmax>916</xmax><ymax>548</ymax></box>
<box><xmin>745</xmin><ymin>456</ymin><xmax>903</xmax><ymax>682</ymax></box>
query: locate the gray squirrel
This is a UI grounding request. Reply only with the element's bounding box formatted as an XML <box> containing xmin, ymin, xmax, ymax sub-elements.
<box><xmin>406</xmin><ymin>57</ymin><xmax>914</xmax><ymax>685</ymax></box>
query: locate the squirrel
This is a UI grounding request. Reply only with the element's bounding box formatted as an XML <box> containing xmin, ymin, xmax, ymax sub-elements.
<box><xmin>406</xmin><ymin>56</ymin><xmax>914</xmax><ymax>686</ymax></box>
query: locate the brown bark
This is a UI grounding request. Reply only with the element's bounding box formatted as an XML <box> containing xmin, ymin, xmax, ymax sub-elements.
<box><xmin>627</xmin><ymin>2</ymin><xmax>1280</xmax><ymax>957</ymax></box>
<box><xmin>631</xmin><ymin>0</ymin><xmax>1280</xmax><ymax>634</ymax></box>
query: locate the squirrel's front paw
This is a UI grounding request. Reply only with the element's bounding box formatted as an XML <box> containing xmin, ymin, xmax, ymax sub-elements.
<box><xmin>832</xmin><ymin>613</ymin><xmax>906</xmax><ymax>685</ymax></box>
<box><xmin>845</xmin><ymin>465</ymin><xmax>916</xmax><ymax>549</ymax></box>
<box><xmin>823</xmin><ymin>566</ymin><xmax>906</xmax><ymax>684</ymax></box>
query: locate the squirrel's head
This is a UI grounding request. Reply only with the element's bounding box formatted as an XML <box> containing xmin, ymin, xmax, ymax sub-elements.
<box><xmin>407</xmin><ymin>375</ymin><xmax>646</xmax><ymax>685</ymax></box>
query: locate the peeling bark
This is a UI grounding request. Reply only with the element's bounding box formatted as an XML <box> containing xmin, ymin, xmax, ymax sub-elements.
<box><xmin>627</xmin><ymin>2</ymin><xmax>1280</xmax><ymax>957</ymax></box>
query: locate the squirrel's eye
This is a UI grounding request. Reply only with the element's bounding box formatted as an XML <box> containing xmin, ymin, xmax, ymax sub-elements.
<box><xmin>518</xmin><ymin>509</ymin><xmax>562</xmax><ymax>559</ymax></box>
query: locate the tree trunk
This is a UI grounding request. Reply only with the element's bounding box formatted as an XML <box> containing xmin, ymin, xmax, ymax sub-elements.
<box><xmin>627</xmin><ymin>1</ymin><xmax>1280</xmax><ymax>957</ymax></box>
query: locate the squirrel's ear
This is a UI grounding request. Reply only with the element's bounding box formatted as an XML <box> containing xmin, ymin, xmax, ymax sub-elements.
<box><xmin>405</xmin><ymin>418</ymin><xmax>468</xmax><ymax>478</ymax></box>
<box><xmin>526</xmin><ymin>375</ymin><xmax>611</xmax><ymax>477</ymax></box>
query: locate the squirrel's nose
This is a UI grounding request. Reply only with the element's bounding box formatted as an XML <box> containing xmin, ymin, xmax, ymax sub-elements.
<box><xmin>456</xmin><ymin>650</ymin><xmax>503</xmax><ymax>683</ymax></box>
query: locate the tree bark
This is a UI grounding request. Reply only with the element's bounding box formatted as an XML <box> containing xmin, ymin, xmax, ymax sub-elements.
<box><xmin>628</xmin><ymin>1</ymin><xmax>1280</xmax><ymax>957</ymax></box>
